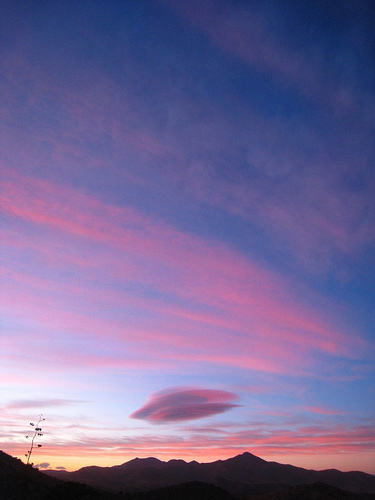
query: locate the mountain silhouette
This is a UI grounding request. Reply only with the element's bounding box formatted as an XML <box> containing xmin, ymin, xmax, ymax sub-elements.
<box><xmin>2</xmin><ymin>450</ymin><xmax>375</xmax><ymax>500</ymax></box>
<box><xmin>45</xmin><ymin>451</ymin><xmax>375</xmax><ymax>496</ymax></box>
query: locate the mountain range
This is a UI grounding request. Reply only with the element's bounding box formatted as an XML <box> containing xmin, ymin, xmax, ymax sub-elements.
<box><xmin>2</xmin><ymin>449</ymin><xmax>375</xmax><ymax>499</ymax></box>
<box><xmin>45</xmin><ymin>451</ymin><xmax>375</xmax><ymax>497</ymax></box>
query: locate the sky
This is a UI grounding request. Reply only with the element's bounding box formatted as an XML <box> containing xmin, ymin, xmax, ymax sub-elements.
<box><xmin>1</xmin><ymin>0</ymin><xmax>374</xmax><ymax>474</ymax></box>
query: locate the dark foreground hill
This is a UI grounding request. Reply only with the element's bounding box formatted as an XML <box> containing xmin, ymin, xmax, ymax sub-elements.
<box><xmin>0</xmin><ymin>450</ymin><xmax>120</xmax><ymax>500</ymax></box>
<box><xmin>45</xmin><ymin>451</ymin><xmax>375</xmax><ymax>497</ymax></box>
<box><xmin>0</xmin><ymin>452</ymin><xmax>235</xmax><ymax>500</ymax></box>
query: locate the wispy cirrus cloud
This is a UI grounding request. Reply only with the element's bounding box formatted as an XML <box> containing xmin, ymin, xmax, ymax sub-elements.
<box><xmin>4</xmin><ymin>414</ymin><xmax>374</xmax><ymax>472</ymax></box>
<box><xmin>302</xmin><ymin>406</ymin><xmax>344</xmax><ymax>416</ymax></box>
<box><xmin>161</xmin><ymin>0</ymin><xmax>375</xmax><ymax>277</ymax></box>
<box><xmin>5</xmin><ymin>399</ymin><xmax>84</xmax><ymax>410</ymax></box>
<box><xmin>1</xmin><ymin>168</ymin><xmax>367</xmax><ymax>379</ymax></box>
<box><xmin>165</xmin><ymin>0</ymin><xmax>317</xmax><ymax>94</ymax></box>
<box><xmin>165</xmin><ymin>0</ymin><xmax>374</xmax><ymax>113</ymax></box>
<box><xmin>3</xmin><ymin>22</ymin><xmax>373</xmax><ymax>280</ymax></box>
<box><xmin>130</xmin><ymin>387</ymin><xmax>239</xmax><ymax>422</ymax></box>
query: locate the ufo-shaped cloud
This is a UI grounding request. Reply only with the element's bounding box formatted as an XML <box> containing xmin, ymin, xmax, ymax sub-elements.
<box><xmin>130</xmin><ymin>387</ymin><xmax>239</xmax><ymax>423</ymax></box>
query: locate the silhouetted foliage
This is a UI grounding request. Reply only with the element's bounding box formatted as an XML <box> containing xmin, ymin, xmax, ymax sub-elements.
<box><xmin>25</xmin><ymin>414</ymin><xmax>45</xmax><ymax>465</ymax></box>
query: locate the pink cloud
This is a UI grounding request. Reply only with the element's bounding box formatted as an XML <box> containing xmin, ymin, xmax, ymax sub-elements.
<box><xmin>130</xmin><ymin>387</ymin><xmax>239</xmax><ymax>422</ymax></box>
<box><xmin>181</xmin><ymin>146</ymin><xmax>375</xmax><ymax>276</ymax></box>
<box><xmin>166</xmin><ymin>0</ymin><xmax>315</xmax><ymax>93</ymax></box>
<box><xmin>2</xmin><ymin>19</ymin><xmax>374</xmax><ymax>281</ymax></box>
<box><xmin>165</xmin><ymin>0</ymin><xmax>369</xmax><ymax>119</ymax></box>
<box><xmin>1</xmin><ymin>168</ymin><xmax>368</xmax><ymax>378</ymax></box>
<box><xmin>5</xmin><ymin>399</ymin><xmax>83</xmax><ymax>410</ymax></box>
<box><xmin>1</xmin><ymin>261</ymin><xmax>357</xmax><ymax>378</ymax></box>
<box><xmin>157</xmin><ymin>2</ymin><xmax>374</xmax><ymax>275</ymax></box>
<box><xmin>4</xmin><ymin>418</ymin><xmax>374</xmax><ymax>473</ymax></box>
<box><xmin>303</xmin><ymin>406</ymin><xmax>343</xmax><ymax>416</ymax></box>
<box><xmin>4</xmin><ymin>48</ymin><xmax>373</xmax><ymax>281</ymax></box>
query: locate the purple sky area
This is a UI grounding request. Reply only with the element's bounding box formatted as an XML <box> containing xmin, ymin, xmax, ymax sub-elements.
<box><xmin>1</xmin><ymin>0</ymin><xmax>374</xmax><ymax>473</ymax></box>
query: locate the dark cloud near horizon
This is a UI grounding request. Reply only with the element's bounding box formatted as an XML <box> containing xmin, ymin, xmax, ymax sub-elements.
<box><xmin>35</xmin><ymin>462</ymin><xmax>50</xmax><ymax>469</ymax></box>
<box><xmin>130</xmin><ymin>387</ymin><xmax>239</xmax><ymax>423</ymax></box>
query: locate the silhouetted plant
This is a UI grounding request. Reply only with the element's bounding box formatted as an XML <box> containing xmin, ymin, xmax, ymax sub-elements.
<box><xmin>25</xmin><ymin>414</ymin><xmax>45</xmax><ymax>465</ymax></box>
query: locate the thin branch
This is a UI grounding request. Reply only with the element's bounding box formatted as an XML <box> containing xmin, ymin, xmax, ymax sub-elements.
<box><xmin>25</xmin><ymin>414</ymin><xmax>45</xmax><ymax>465</ymax></box>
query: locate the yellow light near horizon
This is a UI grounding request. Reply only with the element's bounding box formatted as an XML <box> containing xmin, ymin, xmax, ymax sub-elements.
<box><xmin>6</xmin><ymin>444</ymin><xmax>375</xmax><ymax>476</ymax></box>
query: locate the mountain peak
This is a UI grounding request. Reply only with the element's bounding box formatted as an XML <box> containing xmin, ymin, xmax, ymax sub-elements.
<box><xmin>119</xmin><ymin>456</ymin><xmax>163</xmax><ymax>469</ymax></box>
<box><xmin>43</xmin><ymin>451</ymin><xmax>375</xmax><ymax>496</ymax></box>
<box><xmin>132</xmin><ymin>456</ymin><xmax>161</xmax><ymax>463</ymax></box>
<box><xmin>231</xmin><ymin>451</ymin><xmax>266</xmax><ymax>462</ymax></box>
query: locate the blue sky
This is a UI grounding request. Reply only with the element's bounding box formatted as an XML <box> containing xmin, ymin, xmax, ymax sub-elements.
<box><xmin>1</xmin><ymin>0</ymin><xmax>374</xmax><ymax>472</ymax></box>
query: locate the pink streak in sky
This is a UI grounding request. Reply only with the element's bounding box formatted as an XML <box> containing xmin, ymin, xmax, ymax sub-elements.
<box><xmin>5</xmin><ymin>418</ymin><xmax>374</xmax><ymax>473</ymax></box>
<box><xmin>5</xmin><ymin>49</ymin><xmax>373</xmax><ymax>278</ymax></box>
<box><xmin>166</xmin><ymin>0</ymin><xmax>317</xmax><ymax>93</ymax></box>
<box><xmin>303</xmin><ymin>406</ymin><xmax>343</xmax><ymax>415</ymax></box>
<box><xmin>165</xmin><ymin>0</ymin><xmax>372</xmax><ymax>117</ymax></box>
<box><xmin>161</xmin><ymin>1</ymin><xmax>375</xmax><ymax>275</ymax></box>
<box><xmin>1</xmin><ymin>167</ymin><xmax>367</xmax><ymax>378</ymax></box>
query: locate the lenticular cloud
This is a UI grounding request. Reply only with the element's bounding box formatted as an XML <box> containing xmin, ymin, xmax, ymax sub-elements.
<box><xmin>130</xmin><ymin>387</ymin><xmax>239</xmax><ymax>422</ymax></box>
